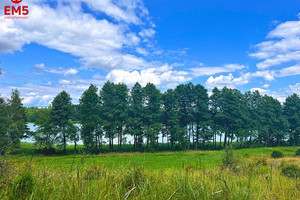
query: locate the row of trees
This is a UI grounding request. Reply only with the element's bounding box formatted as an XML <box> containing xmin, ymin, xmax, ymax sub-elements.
<box><xmin>1</xmin><ymin>81</ymin><xmax>300</xmax><ymax>154</ymax></box>
<box><xmin>31</xmin><ymin>81</ymin><xmax>300</xmax><ymax>153</ymax></box>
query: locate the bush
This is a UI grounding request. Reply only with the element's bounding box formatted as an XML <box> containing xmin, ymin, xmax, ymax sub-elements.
<box><xmin>281</xmin><ymin>165</ymin><xmax>300</xmax><ymax>179</ymax></box>
<box><xmin>296</xmin><ymin>148</ymin><xmax>300</xmax><ymax>157</ymax></box>
<box><xmin>222</xmin><ymin>145</ymin><xmax>236</xmax><ymax>167</ymax></box>
<box><xmin>271</xmin><ymin>150</ymin><xmax>284</xmax><ymax>159</ymax></box>
<box><xmin>11</xmin><ymin>171</ymin><xmax>35</xmax><ymax>199</ymax></box>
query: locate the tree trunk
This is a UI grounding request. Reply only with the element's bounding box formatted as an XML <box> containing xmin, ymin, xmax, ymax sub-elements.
<box><xmin>192</xmin><ymin>122</ymin><xmax>194</xmax><ymax>149</ymax></box>
<box><xmin>162</xmin><ymin>134</ymin><xmax>164</xmax><ymax>150</ymax></box>
<box><xmin>196</xmin><ymin>122</ymin><xmax>199</xmax><ymax>150</ymax></box>
<box><xmin>224</xmin><ymin>132</ymin><xmax>227</xmax><ymax>147</ymax></box>
<box><xmin>188</xmin><ymin>123</ymin><xmax>191</xmax><ymax>150</ymax></box>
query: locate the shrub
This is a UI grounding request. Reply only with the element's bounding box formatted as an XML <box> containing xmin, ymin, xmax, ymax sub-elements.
<box><xmin>11</xmin><ymin>171</ymin><xmax>35</xmax><ymax>199</ymax></box>
<box><xmin>222</xmin><ymin>145</ymin><xmax>236</xmax><ymax>167</ymax></box>
<box><xmin>281</xmin><ymin>165</ymin><xmax>300</xmax><ymax>179</ymax></box>
<box><xmin>271</xmin><ymin>150</ymin><xmax>284</xmax><ymax>159</ymax></box>
<box><xmin>296</xmin><ymin>148</ymin><xmax>300</xmax><ymax>157</ymax></box>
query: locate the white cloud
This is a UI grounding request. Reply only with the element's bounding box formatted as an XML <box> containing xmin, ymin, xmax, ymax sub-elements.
<box><xmin>249</xmin><ymin>70</ymin><xmax>275</xmax><ymax>81</ymax></box>
<box><xmin>59</xmin><ymin>80</ymin><xmax>71</xmax><ymax>84</ymax></box>
<box><xmin>190</xmin><ymin>64</ymin><xmax>246</xmax><ymax>77</ymax></box>
<box><xmin>262</xmin><ymin>84</ymin><xmax>269</xmax><ymax>88</ymax></box>
<box><xmin>106</xmin><ymin>65</ymin><xmax>191</xmax><ymax>88</ymax></box>
<box><xmin>277</xmin><ymin>65</ymin><xmax>300</xmax><ymax>77</ymax></box>
<box><xmin>0</xmin><ymin>0</ymin><xmax>154</xmax><ymax>70</ymax></box>
<box><xmin>286</xmin><ymin>83</ymin><xmax>300</xmax><ymax>95</ymax></box>
<box><xmin>205</xmin><ymin>73</ymin><xmax>248</xmax><ymax>89</ymax></box>
<box><xmin>139</xmin><ymin>28</ymin><xmax>156</xmax><ymax>38</ymax></box>
<box><xmin>136</xmin><ymin>47</ymin><xmax>149</xmax><ymax>55</ymax></box>
<box><xmin>33</xmin><ymin>63</ymin><xmax>78</xmax><ymax>76</ymax></box>
<box><xmin>250</xmin><ymin>88</ymin><xmax>269</xmax><ymax>94</ymax></box>
<box><xmin>64</xmin><ymin>69</ymin><xmax>78</xmax><ymax>76</ymax></box>
<box><xmin>250</xmin><ymin>14</ymin><xmax>300</xmax><ymax>69</ymax></box>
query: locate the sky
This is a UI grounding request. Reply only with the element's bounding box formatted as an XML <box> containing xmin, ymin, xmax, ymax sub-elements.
<box><xmin>1</xmin><ymin>0</ymin><xmax>300</xmax><ymax>106</ymax></box>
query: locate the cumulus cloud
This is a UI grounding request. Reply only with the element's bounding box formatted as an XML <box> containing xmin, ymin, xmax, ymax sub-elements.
<box><xmin>205</xmin><ymin>69</ymin><xmax>275</xmax><ymax>89</ymax></box>
<box><xmin>250</xmin><ymin>14</ymin><xmax>300</xmax><ymax>69</ymax></box>
<box><xmin>0</xmin><ymin>0</ymin><xmax>154</xmax><ymax>70</ymax></box>
<box><xmin>106</xmin><ymin>65</ymin><xmax>191</xmax><ymax>89</ymax></box>
<box><xmin>205</xmin><ymin>73</ymin><xmax>249</xmax><ymax>89</ymax></box>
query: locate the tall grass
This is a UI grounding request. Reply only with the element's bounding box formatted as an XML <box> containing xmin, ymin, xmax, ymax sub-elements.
<box><xmin>1</xmin><ymin>149</ymin><xmax>299</xmax><ymax>199</ymax></box>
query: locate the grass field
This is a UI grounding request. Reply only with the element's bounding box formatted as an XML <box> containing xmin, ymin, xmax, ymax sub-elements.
<box><xmin>1</xmin><ymin>143</ymin><xmax>299</xmax><ymax>199</ymax></box>
<box><xmin>14</xmin><ymin>143</ymin><xmax>299</xmax><ymax>170</ymax></box>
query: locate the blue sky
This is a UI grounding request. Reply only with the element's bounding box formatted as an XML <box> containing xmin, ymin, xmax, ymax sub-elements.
<box><xmin>1</xmin><ymin>0</ymin><xmax>300</xmax><ymax>106</ymax></box>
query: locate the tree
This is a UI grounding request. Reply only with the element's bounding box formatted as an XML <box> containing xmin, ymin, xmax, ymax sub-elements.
<box><xmin>0</xmin><ymin>90</ymin><xmax>27</xmax><ymax>152</ymax></box>
<box><xmin>114</xmin><ymin>83</ymin><xmax>129</xmax><ymax>152</ymax></box>
<box><xmin>161</xmin><ymin>89</ymin><xmax>181</xmax><ymax>150</ymax></box>
<box><xmin>174</xmin><ymin>83</ymin><xmax>194</xmax><ymax>149</ymax></box>
<box><xmin>244</xmin><ymin>90</ymin><xmax>262</xmax><ymax>147</ymax></box>
<box><xmin>67</xmin><ymin>120</ymin><xmax>80</xmax><ymax>153</ymax></box>
<box><xmin>213</xmin><ymin>87</ymin><xmax>245</xmax><ymax>147</ymax></box>
<box><xmin>210</xmin><ymin>87</ymin><xmax>222</xmax><ymax>147</ymax></box>
<box><xmin>0</xmin><ymin>96</ymin><xmax>9</xmax><ymax>152</ymax></box>
<box><xmin>126</xmin><ymin>83</ymin><xmax>144</xmax><ymax>150</ymax></box>
<box><xmin>193</xmin><ymin>84</ymin><xmax>210</xmax><ymax>150</ymax></box>
<box><xmin>79</xmin><ymin>84</ymin><xmax>101</xmax><ymax>153</ymax></box>
<box><xmin>143</xmin><ymin>83</ymin><xmax>162</xmax><ymax>148</ymax></box>
<box><xmin>33</xmin><ymin>106</ymin><xmax>55</xmax><ymax>153</ymax></box>
<box><xmin>8</xmin><ymin>90</ymin><xmax>28</xmax><ymax>149</ymax></box>
<box><xmin>258</xmin><ymin>95</ymin><xmax>288</xmax><ymax>146</ymax></box>
<box><xmin>283</xmin><ymin>93</ymin><xmax>300</xmax><ymax>145</ymax></box>
<box><xmin>50</xmin><ymin>91</ymin><xmax>73</xmax><ymax>153</ymax></box>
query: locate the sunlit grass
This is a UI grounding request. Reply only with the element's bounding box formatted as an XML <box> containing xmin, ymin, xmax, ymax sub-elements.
<box><xmin>2</xmin><ymin>144</ymin><xmax>299</xmax><ymax>199</ymax></box>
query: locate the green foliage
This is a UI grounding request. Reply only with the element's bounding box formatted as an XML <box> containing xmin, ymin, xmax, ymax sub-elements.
<box><xmin>126</xmin><ymin>82</ymin><xmax>144</xmax><ymax>150</ymax></box>
<box><xmin>100</xmin><ymin>81</ymin><xmax>129</xmax><ymax>152</ymax></box>
<box><xmin>11</xmin><ymin>171</ymin><xmax>35</xmax><ymax>199</ymax></box>
<box><xmin>50</xmin><ymin>91</ymin><xmax>73</xmax><ymax>153</ymax></box>
<box><xmin>0</xmin><ymin>90</ymin><xmax>27</xmax><ymax>153</ymax></box>
<box><xmin>222</xmin><ymin>145</ymin><xmax>236</xmax><ymax>167</ymax></box>
<box><xmin>281</xmin><ymin>165</ymin><xmax>300</xmax><ymax>179</ymax></box>
<box><xmin>283</xmin><ymin>94</ymin><xmax>300</xmax><ymax>146</ymax></box>
<box><xmin>3</xmin><ymin>82</ymin><xmax>300</xmax><ymax>154</ymax></box>
<box><xmin>79</xmin><ymin>84</ymin><xmax>101</xmax><ymax>152</ymax></box>
<box><xmin>271</xmin><ymin>150</ymin><xmax>284</xmax><ymax>159</ymax></box>
<box><xmin>25</xmin><ymin>107</ymin><xmax>50</xmax><ymax>123</ymax></box>
<box><xmin>296</xmin><ymin>148</ymin><xmax>300</xmax><ymax>156</ymax></box>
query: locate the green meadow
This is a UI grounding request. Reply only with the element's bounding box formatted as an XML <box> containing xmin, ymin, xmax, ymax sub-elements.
<box><xmin>1</xmin><ymin>143</ymin><xmax>299</xmax><ymax>200</ymax></box>
<box><xmin>12</xmin><ymin>143</ymin><xmax>300</xmax><ymax>170</ymax></box>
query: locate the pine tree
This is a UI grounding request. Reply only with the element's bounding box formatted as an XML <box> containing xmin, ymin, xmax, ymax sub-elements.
<box><xmin>50</xmin><ymin>91</ymin><xmax>73</xmax><ymax>154</ymax></box>
<box><xmin>143</xmin><ymin>83</ymin><xmax>162</xmax><ymax>149</ymax></box>
<box><xmin>283</xmin><ymin>93</ymin><xmax>300</xmax><ymax>145</ymax></box>
<box><xmin>126</xmin><ymin>83</ymin><xmax>144</xmax><ymax>150</ymax></box>
<box><xmin>193</xmin><ymin>84</ymin><xmax>210</xmax><ymax>150</ymax></box>
<box><xmin>79</xmin><ymin>84</ymin><xmax>101</xmax><ymax>153</ymax></box>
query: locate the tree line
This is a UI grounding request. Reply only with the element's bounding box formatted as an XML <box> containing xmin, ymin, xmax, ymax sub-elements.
<box><xmin>1</xmin><ymin>81</ymin><xmax>300</xmax><ymax>154</ymax></box>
